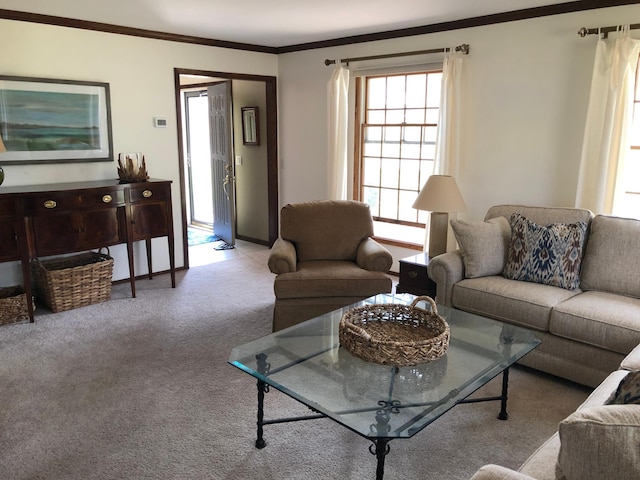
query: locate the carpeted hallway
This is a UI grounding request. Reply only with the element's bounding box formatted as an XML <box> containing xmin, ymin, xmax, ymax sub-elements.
<box><xmin>0</xmin><ymin>243</ymin><xmax>591</xmax><ymax>479</ymax></box>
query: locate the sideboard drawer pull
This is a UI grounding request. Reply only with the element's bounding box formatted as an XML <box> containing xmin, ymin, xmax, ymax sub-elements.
<box><xmin>102</xmin><ymin>194</ymin><xmax>113</xmax><ymax>203</ymax></box>
<box><xmin>142</xmin><ymin>190</ymin><xmax>153</xmax><ymax>198</ymax></box>
<box><xmin>43</xmin><ymin>200</ymin><xmax>57</xmax><ymax>209</ymax></box>
<box><xmin>408</xmin><ymin>270</ymin><xmax>418</xmax><ymax>279</ymax></box>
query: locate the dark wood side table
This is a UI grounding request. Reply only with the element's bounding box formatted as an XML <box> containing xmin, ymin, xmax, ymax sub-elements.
<box><xmin>396</xmin><ymin>252</ymin><xmax>436</xmax><ymax>298</ymax></box>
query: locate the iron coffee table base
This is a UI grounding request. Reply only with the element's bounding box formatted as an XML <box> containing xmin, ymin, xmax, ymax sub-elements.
<box><xmin>253</xmin><ymin>353</ymin><xmax>511</xmax><ymax>480</ymax></box>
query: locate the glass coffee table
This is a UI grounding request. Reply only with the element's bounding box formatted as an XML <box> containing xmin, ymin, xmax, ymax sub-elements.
<box><xmin>228</xmin><ymin>294</ymin><xmax>540</xmax><ymax>479</ymax></box>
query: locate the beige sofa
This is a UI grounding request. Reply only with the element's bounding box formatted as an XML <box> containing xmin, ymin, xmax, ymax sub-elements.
<box><xmin>268</xmin><ymin>200</ymin><xmax>393</xmax><ymax>332</ymax></box>
<box><xmin>470</xmin><ymin>343</ymin><xmax>640</xmax><ymax>480</ymax></box>
<box><xmin>428</xmin><ymin>205</ymin><xmax>640</xmax><ymax>388</ymax></box>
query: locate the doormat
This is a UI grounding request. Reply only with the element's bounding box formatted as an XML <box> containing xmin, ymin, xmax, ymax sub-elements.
<box><xmin>187</xmin><ymin>228</ymin><xmax>220</xmax><ymax>246</ymax></box>
<box><xmin>214</xmin><ymin>242</ymin><xmax>235</xmax><ymax>251</ymax></box>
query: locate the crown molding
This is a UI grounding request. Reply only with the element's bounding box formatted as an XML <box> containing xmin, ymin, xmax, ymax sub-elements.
<box><xmin>0</xmin><ymin>8</ymin><xmax>278</xmax><ymax>54</ymax></box>
<box><xmin>0</xmin><ymin>0</ymin><xmax>637</xmax><ymax>55</ymax></box>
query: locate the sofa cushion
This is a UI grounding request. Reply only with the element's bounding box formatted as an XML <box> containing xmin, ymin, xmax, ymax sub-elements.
<box><xmin>580</xmin><ymin>215</ymin><xmax>640</xmax><ymax>298</ymax></box>
<box><xmin>503</xmin><ymin>214</ymin><xmax>587</xmax><ymax>290</ymax></box>
<box><xmin>607</xmin><ymin>370</ymin><xmax>640</xmax><ymax>405</ymax></box>
<box><xmin>550</xmin><ymin>291</ymin><xmax>640</xmax><ymax>355</ymax></box>
<box><xmin>273</xmin><ymin>260</ymin><xmax>392</xmax><ymax>299</ymax></box>
<box><xmin>452</xmin><ymin>276</ymin><xmax>581</xmax><ymax>331</ymax></box>
<box><xmin>485</xmin><ymin>205</ymin><xmax>593</xmax><ymax>227</ymax></box>
<box><xmin>556</xmin><ymin>405</ymin><xmax>640</xmax><ymax>480</ymax></box>
<box><xmin>450</xmin><ymin>216</ymin><xmax>510</xmax><ymax>278</ymax></box>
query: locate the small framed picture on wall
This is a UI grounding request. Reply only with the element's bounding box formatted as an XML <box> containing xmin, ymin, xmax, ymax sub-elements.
<box><xmin>241</xmin><ymin>106</ymin><xmax>259</xmax><ymax>146</ymax></box>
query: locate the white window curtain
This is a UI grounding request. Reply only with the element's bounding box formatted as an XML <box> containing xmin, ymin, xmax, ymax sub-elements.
<box><xmin>327</xmin><ymin>65</ymin><xmax>350</xmax><ymax>200</ymax></box>
<box><xmin>434</xmin><ymin>50</ymin><xmax>464</xmax><ymax>177</ymax></box>
<box><xmin>575</xmin><ymin>27</ymin><xmax>640</xmax><ymax>214</ymax></box>
<box><xmin>432</xmin><ymin>50</ymin><xmax>465</xmax><ymax>252</ymax></box>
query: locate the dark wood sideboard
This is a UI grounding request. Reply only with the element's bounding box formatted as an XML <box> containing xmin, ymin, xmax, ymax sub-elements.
<box><xmin>0</xmin><ymin>179</ymin><xmax>176</xmax><ymax>321</ymax></box>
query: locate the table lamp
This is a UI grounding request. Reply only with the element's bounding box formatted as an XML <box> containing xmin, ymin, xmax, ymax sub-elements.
<box><xmin>412</xmin><ymin>175</ymin><xmax>466</xmax><ymax>258</ymax></box>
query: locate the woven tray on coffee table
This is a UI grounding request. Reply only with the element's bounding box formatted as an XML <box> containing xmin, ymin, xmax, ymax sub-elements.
<box><xmin>339</xmin><ymin>295</ymin><xmax>450</xmax><ymax>366</ymax></box>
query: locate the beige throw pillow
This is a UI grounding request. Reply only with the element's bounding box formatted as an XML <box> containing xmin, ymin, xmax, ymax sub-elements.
<box><xmin>450</xmin><ymin>216</ymin><xmax>510</xmax><ymax>278</ymax></box>
<box><xmin>556</xmin><ymin>405</ymin><xmax>640</xmax><ymax>480</ymax></box>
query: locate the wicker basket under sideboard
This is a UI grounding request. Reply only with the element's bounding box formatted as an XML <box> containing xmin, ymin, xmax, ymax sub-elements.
<box><xmin>32</xmin><ymin>251</ymin><xmax>114</xmax><ymax>313</ymax></box>
<box><xmin>0</xmin><ymin>286</ymin><xmax>31</xmax><ymax>325</ymax></box>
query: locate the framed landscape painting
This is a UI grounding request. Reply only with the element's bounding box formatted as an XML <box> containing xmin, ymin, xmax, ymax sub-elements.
<box><xmin>0</xmin><ymin>76</ymin><xmax>113</xmax><ymax>164</ymax></box>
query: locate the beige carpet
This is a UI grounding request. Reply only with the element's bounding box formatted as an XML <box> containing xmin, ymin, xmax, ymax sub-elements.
<box><xmin>0</xmin><ymin>243</ymin><xmax>591</xmax><ymax>479</ymax></box>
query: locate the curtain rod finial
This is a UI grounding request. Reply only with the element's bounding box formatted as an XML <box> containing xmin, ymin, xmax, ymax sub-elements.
<box><xmin>578</xmin><ymin>27</ymin><xmax>589</xmax><ymax>37</ymax></box>
<box><xmin>324</xmin><ymin>59</ymin><xmax>336</xmax><ymax>66</ymax></box>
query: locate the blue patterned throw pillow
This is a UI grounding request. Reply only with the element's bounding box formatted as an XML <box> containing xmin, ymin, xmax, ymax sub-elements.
<box><xmin>503</xmin><ymin>214</ymin><xmax>587</xmax><ymax>290</ymax></box>
<box><xmin>607</xmin><ymin>370</ymin><xmax>640</xmax><ymax>405</ymax></box>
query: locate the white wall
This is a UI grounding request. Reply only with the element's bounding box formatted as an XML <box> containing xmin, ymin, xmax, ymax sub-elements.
<box><xmin>232</xmin><ymin>80</ymin><xmax>269</xmax><ymax>242</ymax></box>
<box><xmin>0</xmin><ymin>19</ymin><xmax>277</xmax><ymax>284</ymax></box>
<box><xmin>276</xmin><ymin>4</ymin><xmax>640</xmax><ymax>267</ymax></box>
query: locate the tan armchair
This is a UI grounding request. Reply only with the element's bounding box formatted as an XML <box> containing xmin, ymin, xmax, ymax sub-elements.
<box><xmin>268</xmin><ymin>200</ymin><xmax>393</xmax><ymax>331</ymax></box>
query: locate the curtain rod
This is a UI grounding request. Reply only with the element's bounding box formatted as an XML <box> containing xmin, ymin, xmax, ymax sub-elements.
<box><xmin>324</xmin><ymin>43</ymin><xmax>469</xmax><ymax>66</ymax></box>
<box><xmin>578</xmin><ymin>23</ymin><xmax>640</xmax><ymax>39</ymax></box>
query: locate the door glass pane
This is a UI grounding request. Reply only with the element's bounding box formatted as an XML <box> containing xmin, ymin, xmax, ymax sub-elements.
<box><xmin>187</xmin><ymin>93</ymin><xmax>213</xmax><ymax>225</ymax></box>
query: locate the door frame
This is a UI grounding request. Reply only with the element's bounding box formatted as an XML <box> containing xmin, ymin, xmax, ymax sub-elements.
<box><xmin>173</xmin><ymin>68</ymin><xmax>279</xmax><ymax>268</ymax></box>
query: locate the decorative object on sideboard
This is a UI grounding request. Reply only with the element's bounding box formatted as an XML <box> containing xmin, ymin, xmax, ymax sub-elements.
<box><xmin>117</xmin><ymin>152</ymin><xmax>149</xmax><ymax>183</ymax></box>
<box><xmin>412</xmin><ymin>175</ymin><xmax>466</xmax><ymax>258</ymax></box>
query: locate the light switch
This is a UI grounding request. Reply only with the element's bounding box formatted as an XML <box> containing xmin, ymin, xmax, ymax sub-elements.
<box><xmin>235</xmin><ymin>155</ymin><xmax>242</xmax><ymax>165</ymax></box>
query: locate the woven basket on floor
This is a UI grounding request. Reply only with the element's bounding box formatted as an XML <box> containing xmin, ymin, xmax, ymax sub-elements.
<box><xmin>0</xmin><ymin>285</ymin><xmax>32</xmax><ymax>325</ymax></box>
<box><xmin>339</xmin><ymin>295</ymin><xmax>450</xmax><ymax>366</ymax></box>
<box><xmin>31</xmin><ymin>249</ymin><xmax>114</xmax><ymax>313</ymax></box>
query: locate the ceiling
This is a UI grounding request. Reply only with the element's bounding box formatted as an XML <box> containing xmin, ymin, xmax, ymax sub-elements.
<box><xmin>0</xmin><ymin>0</ymin><xmax>620</xmax><ymax>49</ymax></box>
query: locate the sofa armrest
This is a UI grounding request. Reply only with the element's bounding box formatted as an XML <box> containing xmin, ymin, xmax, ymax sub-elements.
<box><xmin>268</xmin><ymin>238</ymin><xmax>297</xmax><ymax>274</ymax></box>
<box><xmin>621</xmin><ymin>342</ymin><xmax>640</xmax><ymax>371</ymax></box>
<box><xmin>427</xmin><ymin>251</ymin><xmax>465</xmax><ymax>306</ymax></box>
<box><xmin>470</xmin><ymin>465</ymin><xmax>538</xmax><ymax>480</ymax></box>
<box><xmin>356</xmin><ymin>237</ymin><xmax>393</xmax><ymax>272</ymax></box>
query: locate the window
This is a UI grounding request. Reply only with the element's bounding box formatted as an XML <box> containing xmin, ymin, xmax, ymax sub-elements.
<box><xmin>355</xmin><ymin>71</ymin><xmax>442</xmax><ymax>246</ymax></box>
<box><xmin>614</xmin><ymin>56</ymin><xmax>640</xmax><ymax>219</ymax></box>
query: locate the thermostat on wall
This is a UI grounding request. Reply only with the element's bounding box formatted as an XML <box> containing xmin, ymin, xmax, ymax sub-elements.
<box><xmin>154</xmin><ymin>117</ymin><xmax>168</xmax><ymax>128</ymax></box>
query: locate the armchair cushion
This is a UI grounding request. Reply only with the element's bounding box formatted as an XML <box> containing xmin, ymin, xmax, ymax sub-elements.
<box><xmin>280</xmin><ymin>200</ymin><xmax>374</xmax><ymax>262</ymax></box>
<box><xmin>274</xmin><ymin>260</ymin><xmax>392</xmax><ymax>299</ymax></box>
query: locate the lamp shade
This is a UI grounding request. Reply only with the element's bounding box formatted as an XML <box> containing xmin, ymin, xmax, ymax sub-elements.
<box><xmin>412</xmin><ymin>175</ymin><xmax>466</xmax><ymax>213</ymax></box>
<box><xmin>0</xmin><ymin>134</ymin><xmax>6</xmax><ymax>153</ymax></box>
